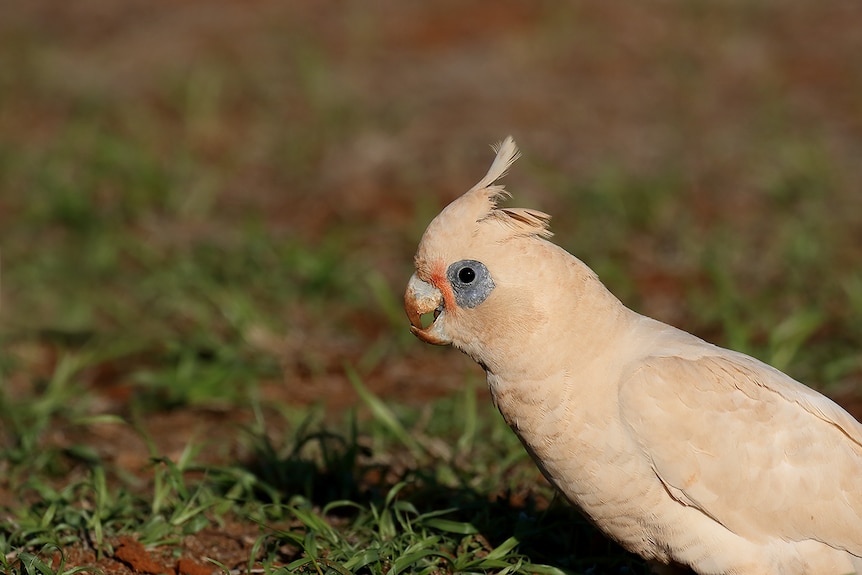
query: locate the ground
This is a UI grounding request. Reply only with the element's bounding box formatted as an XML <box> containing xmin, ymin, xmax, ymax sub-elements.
<box><xmin>1</xmin><ymin>1</ymin><xmax>862</xmax><ymax>573</ymax></box>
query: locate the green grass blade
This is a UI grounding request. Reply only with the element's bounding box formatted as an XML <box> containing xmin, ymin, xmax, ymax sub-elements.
<box><xmin>345</xmin><ymin>365</ymin><xmax>424</xmax><ymax>459</ymax></box>
<box><xmin>418</xmin><ymin>518</ymin><xmax>479</xmax><ymax>535</ymax></box>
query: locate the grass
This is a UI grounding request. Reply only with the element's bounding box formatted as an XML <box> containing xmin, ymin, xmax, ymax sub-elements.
<box><xmin>2</xmin><ymin>2</ymin><xmax>862</xmax><ymax>574</ymax></box>
<box><xmin>1</xmin><ymin>369</ymin><xmax>627</xmax><ymax>575</ymax></box>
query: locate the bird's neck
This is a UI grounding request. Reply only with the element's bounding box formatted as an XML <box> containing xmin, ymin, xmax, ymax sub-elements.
<box><xmin>483</xmin><ymin>263</ymin><xmax>639</xmax><ymax>395</ymax></box>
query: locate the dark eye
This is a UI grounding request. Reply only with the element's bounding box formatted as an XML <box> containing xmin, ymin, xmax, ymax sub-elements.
<box><xmin>458</xmin><ymin>266</ymin><xmax>476</xmax><ymax>284</ymax></box>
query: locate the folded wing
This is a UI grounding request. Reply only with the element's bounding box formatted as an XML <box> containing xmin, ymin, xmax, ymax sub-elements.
<box><xmin>619</xmin><ymin>350</ymin><xmax>862</xmax><ymax>555</ymax></box>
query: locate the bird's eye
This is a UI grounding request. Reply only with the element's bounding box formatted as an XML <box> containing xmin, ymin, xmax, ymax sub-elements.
<box><xmin>458</xmin><ymin>266</ymin><xmax>476</xmax><ymax>284</ymax></box>
<box><xmin>446</xmin><ymin>259</ymin><xmax>494</xmax><ymax>308</ymax></box>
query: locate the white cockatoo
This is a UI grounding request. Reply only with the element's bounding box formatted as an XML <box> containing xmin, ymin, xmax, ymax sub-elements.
<box><xmin>404</xmin><ymin>137</ymin><xmax>862</xmax><ymax>574</ymax></box>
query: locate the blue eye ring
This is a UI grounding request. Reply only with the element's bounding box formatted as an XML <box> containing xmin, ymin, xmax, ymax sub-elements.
<box><xmin>446</xmin><ymin>259</ymin><xmax>495</xmax><ymax>308</ymax></box>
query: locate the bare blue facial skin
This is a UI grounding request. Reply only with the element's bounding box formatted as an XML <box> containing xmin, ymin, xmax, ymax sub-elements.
<box><xmin>447</xmin><ymin>260</ymin><xmax>495</xmax><ymax>309</ymax></box>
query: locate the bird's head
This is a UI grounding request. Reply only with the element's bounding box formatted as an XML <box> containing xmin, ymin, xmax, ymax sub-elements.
<box><xmin>404</xmin><ymin>137</ymin><xmax>557</xmax><ymax>368</ymax></box>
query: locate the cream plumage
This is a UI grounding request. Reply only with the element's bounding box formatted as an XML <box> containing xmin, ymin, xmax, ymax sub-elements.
<box><xmin>404</xmin><ymin>137</ymin><xmax>862</xmax><ymax>575</ymax></box>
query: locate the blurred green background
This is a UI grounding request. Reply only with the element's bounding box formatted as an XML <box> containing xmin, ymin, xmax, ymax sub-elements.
<box><xmin>3</xmin><ymin>1</ymin><xmax>861</xmax><ymax>409</ymax></box>
<box><xmin>1</xmin><ymin>1</ymin><xmax>861</xmax><ymax>571</ymax></box>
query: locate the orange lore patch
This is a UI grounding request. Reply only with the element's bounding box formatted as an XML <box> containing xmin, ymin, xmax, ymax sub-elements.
<box><xmin>430</xmin><ymin>261</ymin><xmax>456</xmax><ymax>313</ymax></box>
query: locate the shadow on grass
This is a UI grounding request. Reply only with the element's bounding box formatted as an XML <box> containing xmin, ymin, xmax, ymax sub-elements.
<box><xmin>236</xmin><ymin>419</ymin><xmax>649</xmax><ymax>575</ymax></box>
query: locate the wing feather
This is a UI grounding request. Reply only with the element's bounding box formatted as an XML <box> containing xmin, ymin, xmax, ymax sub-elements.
<box><xmin>619</xmin><ymin>350</ymin><xmax>862</xmax><ymax>554</ymax></box>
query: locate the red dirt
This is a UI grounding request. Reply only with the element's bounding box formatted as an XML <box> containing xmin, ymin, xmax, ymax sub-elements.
<box><xmin>112</xmin><ymin>538</ymin><xmax>214</xmax><ymax>575</ymax></box>
<box><xmin>115</xmin><ymin>538</ymin><xmax>172</xmax><ymax>575</ymax></box>
<box><xmin>176</xmin><ymin>558</ymin><xmax>213</xmax><ymax>575</ymax></box>
<box><xmin>39</xmin><ymin>527</ymin><xmax>262</xmax><ymax>575</ymax></box>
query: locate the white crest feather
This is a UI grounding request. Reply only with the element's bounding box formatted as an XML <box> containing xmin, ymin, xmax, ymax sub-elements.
<box><xmin>468</xmin><ymin>136</ymin><xmax>521</xmax><ymax>194</ymax></box>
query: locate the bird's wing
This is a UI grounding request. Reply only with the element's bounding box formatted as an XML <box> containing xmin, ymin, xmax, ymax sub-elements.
<box><xmin>618</xmin><ymin>350</ymin><xmax>862</xmax><ymax>553</ymax></box>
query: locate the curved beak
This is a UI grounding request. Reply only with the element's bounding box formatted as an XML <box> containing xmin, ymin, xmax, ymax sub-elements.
<box><xmin>404</xmin><ymin>273</ymin><xmax>451</xmax><ymax>345</ymax></box>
